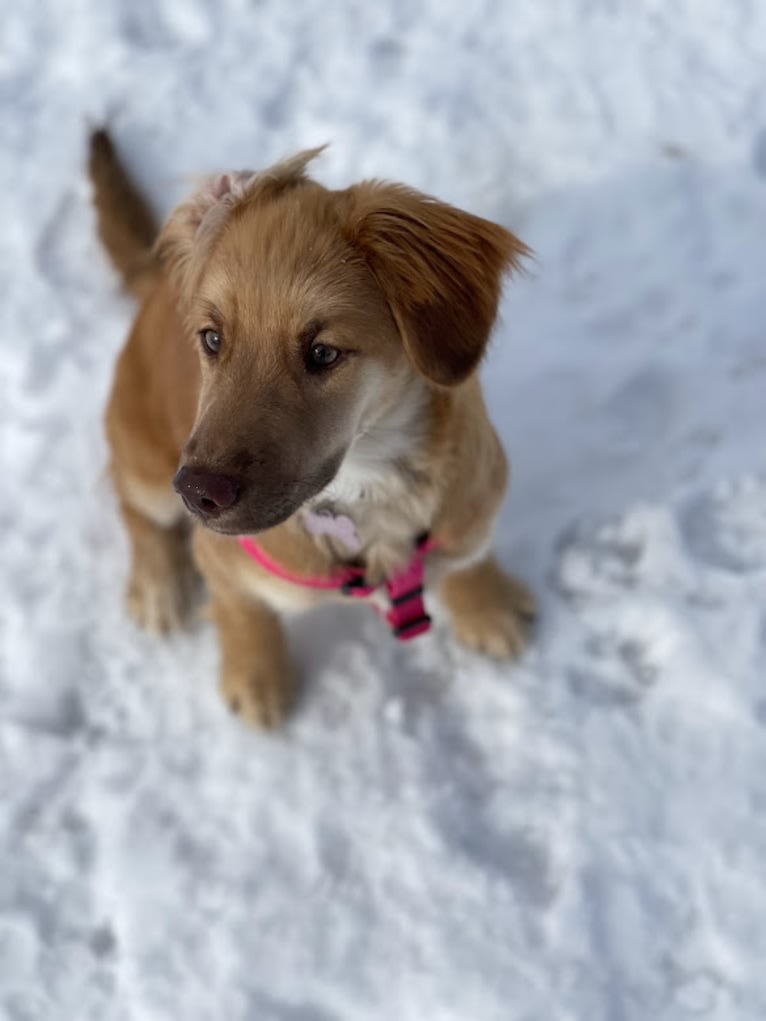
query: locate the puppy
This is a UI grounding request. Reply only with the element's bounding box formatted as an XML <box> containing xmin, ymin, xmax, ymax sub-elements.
<box><xmin>90</xmin><ymin>129</ymin><xmax>536</xmax><ymax>727</ymax></box>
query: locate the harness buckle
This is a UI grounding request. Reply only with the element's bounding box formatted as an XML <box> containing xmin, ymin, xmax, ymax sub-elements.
<box><xmin>340</xmin><ymin>574</ymin><xmax>374</xmax><ymax>597</ymax></box>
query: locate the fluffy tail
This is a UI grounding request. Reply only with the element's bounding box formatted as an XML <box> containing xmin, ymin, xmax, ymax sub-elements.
<box><xmin>88</xmin><ymin>129</ymin><xmax>159</xmax><ymax>298</ymax></box>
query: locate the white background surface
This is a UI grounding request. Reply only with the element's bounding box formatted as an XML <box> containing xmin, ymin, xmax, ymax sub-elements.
<box><xmin>3</xmin><ymin>2</ymin><xmax>766</xmax><ymax>1018</ymax></box>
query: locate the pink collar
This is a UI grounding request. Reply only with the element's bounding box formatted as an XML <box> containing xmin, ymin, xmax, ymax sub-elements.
<box><xmin>238</xmin><ymin>532</ymin><xmax>438</xmax><ymax>641</ymax></box>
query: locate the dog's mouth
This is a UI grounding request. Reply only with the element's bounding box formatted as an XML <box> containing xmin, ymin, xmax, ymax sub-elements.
<box><xmin>173</xmin><ymin>452</ymin><xmax>343</xmax><ymax>536</ymax></box>
<box><xmin>189</xmin><ymin>493</ymin><xmax>307</xmax><ymax>536</ymax></box>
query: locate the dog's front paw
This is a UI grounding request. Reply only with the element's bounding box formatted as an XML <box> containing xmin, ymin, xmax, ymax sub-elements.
<box><xmin>441</xmin><ymin>559</ymin><xmax>537</xmax><ymax>661</ymax></box>
<box><xmin>452</xmin><ymin>601</ymin><xmax>535</xmax><ymax>659</ymax></box>
<box><xmin>221</xmin><ymin>662</ymin><xmax>296</xmax><ymax>729</ymax></box>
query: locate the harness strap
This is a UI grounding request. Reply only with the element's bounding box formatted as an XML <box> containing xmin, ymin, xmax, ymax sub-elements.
<box><xmin>237</xmin><ymin>533</ymin><xmax>437</xmax><ymax>641</ymax></box>
<box><xmin>238</xmin><ymin>536</ymin><xmax>375</xmax><ymax>594</ymax></box>
<box><xmin>383</xmin><ymin>537</ymin><xmax>436</xmax><ymax>640</ymax></box>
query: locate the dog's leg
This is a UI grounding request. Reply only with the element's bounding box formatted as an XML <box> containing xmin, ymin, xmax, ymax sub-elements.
<box><xmin>207</xmin><ymin>585</ymin><xmax>295</xmax><ymax>729</ymax></box>
<box><xmin>439</xmin><ymin>556</ymin><xmax>536</xmax><ymax>659</ymax></box>
<box><xmin>193</xmin><ymin>531</ymin><xmax>295</xmax><ymax>728</ymax></box>
<box><xmin>117</xmin><ymin>483</ymin><xmax>198</xmax><ymax>635</ymax></box>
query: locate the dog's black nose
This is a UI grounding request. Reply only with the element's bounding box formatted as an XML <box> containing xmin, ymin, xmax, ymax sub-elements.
<box><xmin>173</xmin><ymin>466</ymin><xmax>242</xmax><ymax>518</ymax></box>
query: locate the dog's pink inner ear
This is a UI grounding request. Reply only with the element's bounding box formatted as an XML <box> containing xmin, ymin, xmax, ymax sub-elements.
<box><xmin>185</xmin><ymin>170</ymin><xmax>257</xmax><ymax>232</ymax></box>
<box><xmin>181</xmin><ymin>147</ymin><xmax>328</xmax><ymax>236</ymax></box>
<box><xmin>207</xmin><ymin>171</ymin><xmax>256</xmax><ymax>203</ymax></box>
<box><xmin>344</xmin><ymin>183</ymin><xmax>530</xmax><ymax>386</ymax></box>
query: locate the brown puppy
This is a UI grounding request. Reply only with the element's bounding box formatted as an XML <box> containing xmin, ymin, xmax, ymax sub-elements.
<box><xmin>91</xmin><ymin>130</ymin><xmax>536</xmax><ymax>727</ymax></box>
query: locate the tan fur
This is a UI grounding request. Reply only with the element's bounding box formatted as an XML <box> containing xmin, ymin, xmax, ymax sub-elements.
<box><xmin>92</xmin><ymin>129</ymin><xmax>536</xmax><ymax>728</ymax></box>
<box><xmin>440</xmin><ymin>557</ymin><xmax>537</xmax><ymax>658</ymax></box>
<box><xmin>121</xmin><ymin>505</ymin><xmax>197</xmax><ymax>635</ymax></box>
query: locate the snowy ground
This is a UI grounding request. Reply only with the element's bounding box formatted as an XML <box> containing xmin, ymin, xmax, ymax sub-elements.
<box><xmin>3</xmin><ymin>2</ymin><xmax>766</xmax><ymax>1019</ymax></box>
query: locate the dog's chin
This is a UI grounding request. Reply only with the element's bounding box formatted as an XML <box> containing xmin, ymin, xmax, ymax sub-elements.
<box><xmin>198</xmin><ymin>499</ymin><xmax>304</xmax><ymax>536</ymax></box>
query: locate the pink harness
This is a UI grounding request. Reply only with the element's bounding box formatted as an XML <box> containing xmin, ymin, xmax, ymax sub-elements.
<box><xmin>238</xmin><ymin>533</ymin><xmax>438</xmax><ymax>641</ymax></box>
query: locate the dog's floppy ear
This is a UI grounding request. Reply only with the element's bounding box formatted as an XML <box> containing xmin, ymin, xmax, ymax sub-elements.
<box><xmin>157</xmin><ymin>147</ymin><xmax>325</xmax><ymax>294</ymax></box>
<box><xmin>343</xmin><ymin>182</ymin><xmax>529</xmax><ymax>386</ymax></box>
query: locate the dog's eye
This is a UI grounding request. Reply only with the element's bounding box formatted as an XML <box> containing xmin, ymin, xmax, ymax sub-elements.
<box><xmin>200</xmin><ymin>329</ymin><xmax>221</xmax><ymax>356</ymax></box>
<box><xmin>307</xmin><ymin>343</ymin><xmax>341</xmax><ymax>371</ymax></box>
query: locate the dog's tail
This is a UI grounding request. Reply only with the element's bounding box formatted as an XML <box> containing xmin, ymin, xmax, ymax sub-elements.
<box><xmin>88</xmin><ymin>128</ymin><xmax>159</xmax><ymax>299</ymax></box>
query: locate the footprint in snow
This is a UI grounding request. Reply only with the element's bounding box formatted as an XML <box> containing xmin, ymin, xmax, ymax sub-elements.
<box><xmin>554</xmin><ymin>509</ymin><xmax>692</xmax><ymax>705</ymax></box>
<box><xmin>681</xmin><ymin>477</ymin><xmax>766</xmax><ymax>574</ymax></box>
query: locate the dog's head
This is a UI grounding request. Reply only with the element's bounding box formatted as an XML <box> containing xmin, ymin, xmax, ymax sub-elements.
<box><xmin>159</xmin><ymin>150</ymin><xmax>529</xmax><ymax>534</ymax></box>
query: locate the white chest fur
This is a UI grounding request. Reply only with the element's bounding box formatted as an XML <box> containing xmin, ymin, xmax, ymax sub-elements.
<box><xmin>309</xmin><ymin>376</ymin><xmax>438</xmax><ymax>577</ymax></box>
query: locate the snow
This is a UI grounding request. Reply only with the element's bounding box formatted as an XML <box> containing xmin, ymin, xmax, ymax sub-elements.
<box><xmin>3</xmin><ymin>1</ymin><xmax>766</xmax><ymax>1018</ymax></box>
